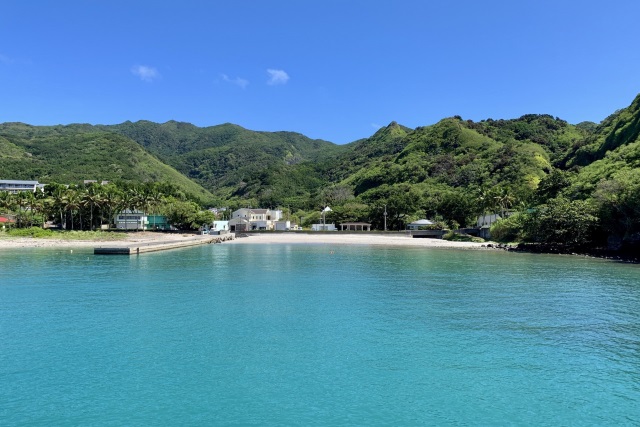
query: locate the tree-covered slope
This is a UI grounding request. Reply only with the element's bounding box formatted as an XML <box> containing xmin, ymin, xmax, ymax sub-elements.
<box><xmin>563</xmin><ymin>93</ymin><xmax>640</xmax><ymax>168</ymax></box>
<box><xmin>0</xmin><ymin>123</ymin><xmax>216</xmax><ymax>203</ymax></box>
<box><xmin>328</xmin><ymin>114</ymin><xmax>588</xmax><ymax>200</ymax></box>
<box><xmin>102</xmin><ymin>120</ymin><xmax>344</xmax><ymax>197</ymax></box>
<box><xmin>2</xmin><ymin>92</ymin><xmax>639</xmax><ymax>243</ymax></box>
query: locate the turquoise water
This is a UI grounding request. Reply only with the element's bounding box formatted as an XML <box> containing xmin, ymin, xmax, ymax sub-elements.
<box><xmin>1</xmin><ymin>244</ymin><xmax>639</xmax><ymax>426</ymax></box>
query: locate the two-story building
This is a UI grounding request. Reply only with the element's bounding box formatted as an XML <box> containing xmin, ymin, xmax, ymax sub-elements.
<box><xmin>0</xmin><ymin>180</ymin><xmax>45</xmax><ymax>194</ymax></box>
<box><xmin>229</xmin><ymin>208</ymin><xmax>283</xmax><ymax>231</ymax></box>
<box><xmin>115</xmin><ymin>210</ymin><xmax>148</xmax><ymax>230</ymax></box>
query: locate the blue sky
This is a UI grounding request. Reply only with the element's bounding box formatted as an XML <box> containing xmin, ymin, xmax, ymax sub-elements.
<box><xmin>1</xmin><ymin>1</ymin><xmax>639</xmax><ymax>144</ymax></box>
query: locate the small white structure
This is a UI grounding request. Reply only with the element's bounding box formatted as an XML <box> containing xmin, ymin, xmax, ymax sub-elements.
<box><xmin>229</xmin><ymin>217</ymin><xmax>251</xmax><ymax>232</ymax></box>
<box><xmin>340</xmin><ymin>222</ymin><xmax>371</xmax><ymax>231</ymax></box>
<box><xmin>407</xmin><ymin>219</ymin><xmax>434</xmax><ymax>230</ymax></box>
<box><xmin>476</xmin><ymin>214</ymin><xmax>502</xmax><ymax>228</ymax></box>
<box><xmin>212</xmin><ymin>221</ymin><xmax>229</xmax><ymax>232</ymax></box>
<box><xmin>311</xmin><ymin>223</ymin><xmax>337</xmax><ymax>231</ymax></box>
<box><xmin>115</xmin><ymin>210</ymin><xmax>147</xmax><ymax>230</ymax></box>
<box><xmin>210</xmin><ymin>220</ymin><xmax>230</xmax><ymax>235</ymax></box>
<box><xmin>275</xmin><ymin>220</ymin><xmax>291</xmax><ymax>231</ymax></box>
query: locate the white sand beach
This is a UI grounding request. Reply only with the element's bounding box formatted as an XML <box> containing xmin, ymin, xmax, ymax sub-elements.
<box><xmin>0</xmin><ymin>231</ymin><xmax>489</xmax><ymax>250</ymax></box>
<box><xmin>0</xmin><ymin>232</ymin><xmax>205</xmax><ymax>249</ymax></box>
<box><xmin>228</xmin><ymin>232</ymin><xmax>488</xmax><ymax>249</ymax></box>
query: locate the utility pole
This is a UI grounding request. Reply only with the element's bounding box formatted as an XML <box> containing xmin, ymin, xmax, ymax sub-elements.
<box><xmin>384</xmin><ymin>204</ymin><xmax>387</xmax><ymax>232</ymax></box>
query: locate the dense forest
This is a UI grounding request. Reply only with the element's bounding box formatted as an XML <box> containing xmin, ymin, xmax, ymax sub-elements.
<box><xmin>1</xmin><ymin>93</ymin><xmax>640</xmax><ymax>253</ymax></box>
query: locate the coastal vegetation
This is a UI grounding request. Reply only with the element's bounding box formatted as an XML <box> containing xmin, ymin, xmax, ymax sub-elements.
<box><xmin>0</xmin><ymin>181</ymin><xmax>214</xmax><ymax>231</ymax></box>
<box><xmin>2</xmin><ymin>93</ymin><xmax>640</xmax><ymax>253</ymax></box>
<box><xmin>0</xmin><ymin>123</ymin><xmax>216</xmax><ymax>204</ymax></box>
<box><xmin>0</xmin><ymin>227</ymin><xmax>127</xmax><ymax>241</ymax></box>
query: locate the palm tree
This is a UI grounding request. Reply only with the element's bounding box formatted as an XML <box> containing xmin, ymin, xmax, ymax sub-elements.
<box><xmin>22</xmin><ymin>191</ymin><xmax>36</xmax><ymax>227</ymax></box>
<box><xmin>0</xmin><ymin>192</ymin><xmax>15</xmax><ymax>228</ymax></box>
<box><xmin>14</xmin><ymin>191</ymin><xmax>29</xmax><ymax>228</ymax></box>
<box><xmin>133</xmin><ymin>187</ymin><xmax>151</xmax><ymax>231</ymax></box>
<box><xmin>50</xmin><ymin>186</ymin><xmax>67</xmax><ymax>229</ymax></box>
<box><xmin>64</xmin><ymin>189</ymin><xmax>81</xmax><ymax>231</ymax></box>
<box><xmin>120</xmin><ymin>190</ymin><xmax>136</xmax><ymax>231</ymax></box>
<box><xmin>34</xmin><ymin>189</ymin><xmax>49</xmax><ymax>228</ymax></box>
<box><xmin>147</xmin><ymin>188</ymin><xmax>165</xmax><ymax>230</ymax></box>
<box><xmin>477</xmin><ymin>187</ymin><xmax>498</xmax><ymax>227</ymax></box>
<box><xmin>101</xmin><ymin>185</ymin><xmax>122</xmax><ymax>229</ymax></box>
<box><xmin>496</xmin><ymin>188</ymin><xmax>516</xmax><ymax>218</ymax></box>
<box><xmin>81</xmin><ymin>185</ymin><xmax>102</xmax><ymax>230</ymax></box>
<box><xmin>0</xmin><ymin>191</ymin><xmax>14</xmax><ymax>213</ymax></box>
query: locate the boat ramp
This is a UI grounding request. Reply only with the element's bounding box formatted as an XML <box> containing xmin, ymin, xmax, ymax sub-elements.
<box><xmin>94</xmin><ymin>233</ymin><xmax>234</xmax><ymax>255</ymax></box>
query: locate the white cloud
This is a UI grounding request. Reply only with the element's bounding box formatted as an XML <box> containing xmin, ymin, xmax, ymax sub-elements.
<box><xmin>266</xmin><ymin>69</ymin><xmax>289</xmax><ymax>85</ymax></box>
<box><xmin>131</xmin><ymin>65</ymin><xmax>160</xmax><ymax>82</ymax></box>
<box><xmin>222</xmin><ymin>73</ymin><xmax>249</xmax><ymax>89</ymax></box>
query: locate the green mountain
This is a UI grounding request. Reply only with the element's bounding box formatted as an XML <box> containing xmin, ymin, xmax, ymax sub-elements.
<box><xmin>329</xmin><ymin>114</ymin><xmax>589</xmax><ymax>198</ymax></box>
<box><xmin>563</xmin><ymin>94</ymin><xmax>640</xmax><ymax>194</ymax></box>
<box><xmin>100</xmin><ymin>121</ymin><xmax>343</xmax><ymax>203</ymax></box>
<box><xmin>0</xmin><ymin>122</ymin><xmax>216</xmax><ymax>203</ymax></box>
<box><xmin>563</xmin><ymin>94</ymin><xmax>640</xmax><ymax>168</ymax></box>
<box><xmin>1</xmin><ymin>92</ymin><xmax>639</xmax><ymax>246</ymax></box>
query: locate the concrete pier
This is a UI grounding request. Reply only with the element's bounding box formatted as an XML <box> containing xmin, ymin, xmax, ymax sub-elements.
<box><xmin>94</xmin><ymin>233</ymin><xmax>235</xmax><ymax>255</ymax></box>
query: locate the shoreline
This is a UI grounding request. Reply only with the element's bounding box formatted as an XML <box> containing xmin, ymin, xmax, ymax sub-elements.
<box><xmin>226</xmin><ymin>232</ymin><xmax>488</xmax><ymax>249</ymax></box>
<box><xmin>0</xmin><ymin>232</ymin><xmax>206</xmax><ymax>249</ymax></box>
<box><xmin>0</xmin><ymin>231</ymin><xmax>489</xmax><ymax>250</ymax></box>
<box><xmin>1</xmin><ymin>232</ymin><xmax>635</xmax><ymax>262</ymax></box>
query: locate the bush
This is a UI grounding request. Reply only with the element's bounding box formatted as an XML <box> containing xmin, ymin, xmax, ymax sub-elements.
<box><xmin>443</xmin><ymin>231</ymin><xmax>484</xmax><ymax>243</ymax></box>
<box><xmin>525</xmin><ymin>197</ymin><xmax>600</xmax><ymax>247</ymax></box>
<box><xmin>7</xmin><ymin>227</ymin><xmax>54</xmax><ymax>238</ymax></box>
<box><xmin>418</xmin><ymin>220</ymin><xmax>447</xmax><ymax>230</ymax></box>
<box><xmin>490</xmin><ymin>213</ymin><xmax>526</xmax><ymax>243</ymax></box>
<box><xmin>55</xmin><ymin>231</ymin><xmax>126</xmax><ymax>241</ymax></box>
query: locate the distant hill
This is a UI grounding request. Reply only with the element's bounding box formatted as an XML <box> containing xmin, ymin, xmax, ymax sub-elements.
<box><xmin>100</xmin><ymin>120</ymin><xmax>344</xmax><ymax>205</ymax></box>
<box><xmin>1</xmin><ymin>93</ymin><xmax>639</xmax><ymax>227</ymax></box>
<box><xmin>0</xmin><ymin>122</ymin><xmax>216</xmax><ymax>203</ymax></box>
<box><xmin>321</xmin><ymin>113</ymin><xmax>590</xmax><ymax>200</ymax></box>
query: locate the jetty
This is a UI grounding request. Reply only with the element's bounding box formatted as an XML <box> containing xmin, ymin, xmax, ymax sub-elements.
<box><xmin>94</xmin><ymin>233</ymin><xmax>234</xmax><ymax>255</ymax></box>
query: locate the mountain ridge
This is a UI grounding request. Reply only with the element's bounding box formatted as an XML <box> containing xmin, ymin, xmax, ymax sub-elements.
<box><xmin>1</xmin><ymin>93</ymin><xmax>639</xmax><ymax>239</ymax></box>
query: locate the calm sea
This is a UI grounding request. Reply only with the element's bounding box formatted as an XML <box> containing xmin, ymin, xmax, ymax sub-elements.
<box><xmin>1</xmin><ymin>243</ymin><xmax>639</xmax><ymax>426</ymax></box>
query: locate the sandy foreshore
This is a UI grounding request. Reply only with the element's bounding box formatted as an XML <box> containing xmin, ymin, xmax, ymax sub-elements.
<box><xmin>0</xmin><ymin>231</ymin><xmax>489</xmax><ymax>250</ymax></box>
<box><xmin>228</xmin><ymin>232</ymin><xmax>488</xmax><ymax>249</ymax></box>
<box><xmin>0</xmin><ymin>232</ymin><xmax>206</xmax><ymax>249</ymax></box>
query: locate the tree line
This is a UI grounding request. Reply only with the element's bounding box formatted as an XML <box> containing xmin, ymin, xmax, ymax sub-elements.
<box><xmin>0</xmin><ymin>181</ymin><xmax>214</xmax><ymax>231</ymax></box>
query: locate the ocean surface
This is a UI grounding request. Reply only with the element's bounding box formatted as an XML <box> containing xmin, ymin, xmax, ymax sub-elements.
<box><xmin>1</xmin><ymin>243</ymin><xmax>639</xmax><ymax>426</ymax></box>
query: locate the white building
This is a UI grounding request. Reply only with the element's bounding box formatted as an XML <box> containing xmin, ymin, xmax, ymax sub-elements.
<box><xmin>476</xmin><ymin>213</ymin><xmax>502</xmax><ymax>228</ymax></box>
<box><xmin>212</xmin><ymin>220</ymin><xmax>229</xmax><ymax>231</ymax></box>
<box><xmin>311</xmin><ymin>223</ymin><xmax>337</xmax><ymax>231</ymax></box>
<box><xmin>210</xmin><ymin>220</ymin><xmax>230</xmax><ymax>234</ymax></box>
<box><xmin>275</xmin><ymin>221</ymin><xmax>291</xmax><ymax>231</ymax></box>
<box><xmin>230</xmin><ymin>208</ymin><xmax>283</xmax><ymax>231</ymax></box>
<box><xmin>115</xmin><ymin>210</ymin><xmax>147</xmax><ymax>230</ymax></box>
<box><xmin>0</xmin><ymin>180</ymin><xmax>44</xmax><ymax>194</ymax></box>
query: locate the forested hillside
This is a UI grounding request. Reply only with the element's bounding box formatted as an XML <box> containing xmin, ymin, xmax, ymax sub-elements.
<box><xmin>1</xmin><ymin>93</ymin><xmax>639</xmax><ymax>251</ymax></box>
<box><xmin>0</xmin><ymin>122</ymin><xmax>215</xmax><ymax>203</ymax></box>
<box><xmin>101</xmin><ymin>120</ymin><xmax>343</xmax><ymax>202</ymax></box>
